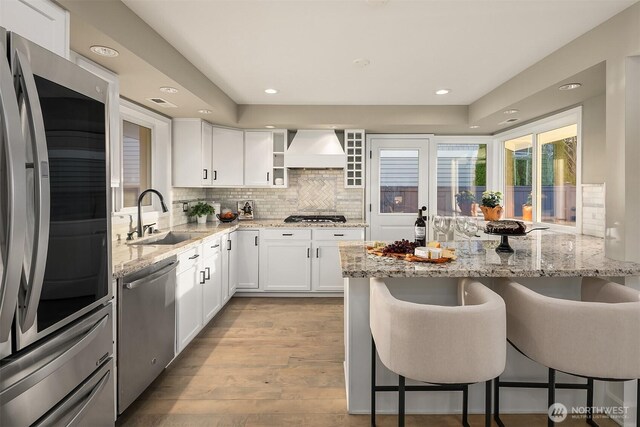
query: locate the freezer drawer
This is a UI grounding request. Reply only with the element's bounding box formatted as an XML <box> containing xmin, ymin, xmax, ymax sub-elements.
<box><xmin>0</xmin><ymin>303</ymin><xmax>113</xmax><ymax>426</ymax></box>
<box><xmin>34</xmin><ymin>358</ymin><xmax>115</xmax><ymax>427</ymax></box>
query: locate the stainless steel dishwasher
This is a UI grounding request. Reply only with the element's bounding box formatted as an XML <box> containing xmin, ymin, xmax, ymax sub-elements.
<box><xmin>118</xmin><ymin>256</ymin><xmax>178</xmax><ymax>413</ymax></box>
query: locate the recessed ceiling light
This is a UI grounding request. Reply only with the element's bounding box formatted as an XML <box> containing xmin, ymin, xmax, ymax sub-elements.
<box><xmin>90</xmin><ymin>45</ymin><xmax>119</xmax><ymax>57</ymax></box>
<box><xmin>160</xmin><ymin>86</ymin><xmax>178</xmax><ymax>94</ymax></box>
<box><xmin>264</xmin><ymin>88</ymin><xmax>278</xmax><ymax>94</ymax></box>
<box><xmin>353</xmin><ymin>58</ymin><xmax>371</xmax><ymax>68</ymax></box>
<box><xmin>503</xmin><ymin>109</ymin><xmax>520</xmax><ymax>115</ymax></box>
<box><xmin>198</xmin><ymin>109</ymin><xmax>212</xmax><ymax>114</ymax></box>
<box><xmin>559</xmin><ymin>83</ymin><xmax>582</xmax><ymax>91</ymax></box>
<box><xmin>435</xmin><ymin>89</ymin><xmax>451</xmax><ymax>95</ymax></box>
<box><xmin>265</xmin><ymin>125</ymin><xmax>275</xmax><ymax>129</ymax></box>
<box><xmin>469</xmin><ymin>125</ymin><xmax>480</xmax><ymax>129</ymax></box>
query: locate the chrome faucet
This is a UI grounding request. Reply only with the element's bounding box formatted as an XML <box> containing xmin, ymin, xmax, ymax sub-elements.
<box><xmin>137</xmin><ymin>189</ymin><xmax>169</xmax><ymax>238</ymax></box>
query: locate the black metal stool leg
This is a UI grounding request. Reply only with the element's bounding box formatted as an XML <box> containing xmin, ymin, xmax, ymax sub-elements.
<box><xmin>548</xmin><ymin>368</ymin><xmax>556</xmax><ymax>427</ymax></box>
<box><xmin>462</xmin><ymin>385</ymin><xmax>470</xmax><ymax>427</ymax></box>
<box><xmin>398</xmin><ymin>375</ymin><xmax>405</xmax><ymax>427</ymax></box>
<box><xmin>485</xmin><ymin>379</ymin><xmax>492</xmax><ymax>427</ymax></box>
<box><xmin>637</xmin><ymin>380</ymin><xmax>639</xmax><ymax>427</ymax></box>
<box><xmin>494</xmin><ymin>375</ymin><xmax>505</xmax><ymax>427</ymax></box>
<box><xmin>371</xmin><ymin>335</ymin><xmax>376</xmax><ymax>427</ymax></box>
<box><xmin>586</xmin><ymin>378</ymin><xmax>594</xmax><ymax>426</ymax></box>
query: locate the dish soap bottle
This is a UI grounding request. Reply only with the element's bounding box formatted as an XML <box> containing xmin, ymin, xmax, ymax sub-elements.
<box><xmin>414</xmin><ymin>206</ymin><xmax>426</xmax><ymax>246</ymax></box>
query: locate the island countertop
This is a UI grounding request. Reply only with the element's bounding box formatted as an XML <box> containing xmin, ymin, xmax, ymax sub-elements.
<box><xmin>339</xmin><ymin>232</ymin><xmax>640</xmax><ymax>278</ymax></box>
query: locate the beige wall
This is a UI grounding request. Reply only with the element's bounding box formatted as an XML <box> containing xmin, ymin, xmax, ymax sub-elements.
<box><xmin>581</xmin><ymin>94</ymin><xmax>606</xmax><ymax>184</ymax></box>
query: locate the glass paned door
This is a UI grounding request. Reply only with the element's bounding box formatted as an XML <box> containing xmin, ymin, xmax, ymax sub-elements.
<box><xmin>369</xmin><ymin>137</ymin><xmax>429</xmax><ymax>241</ymax></box>
<box><xmin>537</xmin><ymin>125</ymin><xmax>578</xmax><ymax>226</ymax></box>
<box><xmin>504</xmin><ymin>135</ymin><xmax>533</xmax><ymax>221</ymax></box>
<box><xmin>436</xmin><ymin>144</ymin><xmax>487</xmax><ymax>217</ymax></box>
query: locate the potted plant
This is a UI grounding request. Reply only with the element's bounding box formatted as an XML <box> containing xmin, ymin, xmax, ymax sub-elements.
<box><xmin>522</xmin><ymin>193</ymin><xmax>533</xmax><ymax>221</ymax></box>
<box><xmin>480</xmin><ymin>191</ymin><xmax>503</xmax><ymax>221</ymax></box>
<box><xmin>455</xmin><ymin>190</ymin><xmax>476</xmax><ymax>216</ymax></box>
<box><xmin>189</xmin><ymin>202</ymin><xmax>214</xmax><ymax>224</ymax></box>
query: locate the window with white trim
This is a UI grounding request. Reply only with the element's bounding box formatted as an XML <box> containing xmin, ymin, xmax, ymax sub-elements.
<box><xmin>114</xmin><ymin>100</ymin><xmax>171</xmax><ymax>214</ymax></box>
<box><xmin>499</xmin><ymin>108</ymin><xmax>581</xmax><ymax>229</ymax></box>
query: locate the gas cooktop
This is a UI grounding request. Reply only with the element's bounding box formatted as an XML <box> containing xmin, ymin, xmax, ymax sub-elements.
<box><xmin>284</xmin><ymin>215</ymin><xmax>347</xmax><ymax>223</ymax></box>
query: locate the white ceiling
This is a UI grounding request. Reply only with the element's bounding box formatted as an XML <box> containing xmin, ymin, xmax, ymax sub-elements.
<box><xmin>122</xmin><ymin>0</ymin><xmax>634</xmax><ymax>106</ymax></box>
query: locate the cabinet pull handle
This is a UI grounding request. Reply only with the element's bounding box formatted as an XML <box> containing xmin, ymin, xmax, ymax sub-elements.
<box><xmin>334</xmin><ymin>233</ymin><xmax>344</xmax><ymax>237</ymax></box>
<box><xmin>282</xmin><ymin>233</ymin><xmax>293</xmax><ymax>236</ymax></box>
<box><xmin>307</xmin><ymin>248</ymin><xmax>310</xmax><ymax>258</ymax></box>
<box><xmin>267</xmin><ymin>172</ymin><xmax>270</xmax><ymax>182</ymax></box>
<box><xmin>205</xmin><ymin>267</ymin><xmax>210</xmax><ymax>280</ymax></box>
<box><xmin>200</xmin><ymin>271</ymin><xmax>206</xmax><ymax>284</ymax></box>
<box><xmin>188</xmin><ymin>254</ymin><xmax>200</xmax><ymax>260</ymax></box>
<box><xmin>254</xmin><ymin>236</ymin><xmax>258</xmax><ymax>246</ymax></box>
<box><xmin>211</xmin><ymin>244</ymin><xmax>220</xmax><ymax>248</ymax></box>
<box><xmin>227</xmin><ymin>240</ymin><xmax>231</xmax><ymax>251</ymax></box>
<box><xmin>316</xmin><ymin>248</ymin><xmax>319</xmax><ymax>258</ymax></box>
<box><xmin>203</xmin><ymin>169</ymin><xmax>208</xmax><ymax>180</ymax></box>
<box><xmin>213</xmin><ymin>170</ymin><xmax>217</xmax><ymax>181</ymax></box>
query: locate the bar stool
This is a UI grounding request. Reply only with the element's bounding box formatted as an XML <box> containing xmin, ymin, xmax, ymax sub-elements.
<box><xmin>493</xmin><ymin>277</ymin><xmax>640</xmax><ymax>427</ymax></box>
<box><xmin>370</xmin><ymin>278</ymin><xmax>506</xmax><ymax>427</ymax></box>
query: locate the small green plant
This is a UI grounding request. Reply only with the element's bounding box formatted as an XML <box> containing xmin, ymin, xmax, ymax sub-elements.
<box><xmin>481</xmin><ymin>191</ymin><xmax>503</xmax><ymax>208</ymax></box>
<box><xmin>455</xmin><ymin>190</ymin><xmax>476</xmax><ymax>205</ymax></box>
<box><xmin>188</xmin><ymin>202</ymin><xmax>214</xmax><ymax>218</ymax></box>
<box><xmin>524</xmin><ymin>193</ymin><xmax>532</xmax><ymax>206</ymax></box>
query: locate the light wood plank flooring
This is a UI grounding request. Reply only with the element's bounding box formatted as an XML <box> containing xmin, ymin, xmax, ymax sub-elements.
<box><xmin>117</xmin><ymin>298</ymin><xmax>618</xmax><ymax>427</ymax></box>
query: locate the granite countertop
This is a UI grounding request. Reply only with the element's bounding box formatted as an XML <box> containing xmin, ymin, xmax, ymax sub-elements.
<box><xmin>112</xmin><ymin>220</ymin><xmax>368</xmax><ymax>278</ymax></box>
<box><xmin>339</xmin><ymin>232</ymin><xmax>640</xmax><ymax>278</ymax></box>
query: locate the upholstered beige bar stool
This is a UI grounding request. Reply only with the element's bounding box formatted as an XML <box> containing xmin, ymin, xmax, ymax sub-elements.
<box><xmin>369</xmin><ymin>278</ymin><xmax>507</xmax><ymax>427</ymax></box>
<box><xmin>493</xmin><ymin>277</ymin><xmax>640</xmax><ymax>427</ymax></box>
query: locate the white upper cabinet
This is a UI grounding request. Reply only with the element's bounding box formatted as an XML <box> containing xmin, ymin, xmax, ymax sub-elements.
<box><xmin>0</xmin><ymin>0</ymin><xmax>69</xmax><ymax>58</ymax></box>
<box><xmin>244</xmin><ymin>131</ymin><xmax>273</xmax><ymax>187</ymax></box>
<box><xmin>201</xmin><ymin>122</ymin><xmax>214</xmax><ymax>186</ymax></box>
<box><xmin>172</xmin><ymin>119</ymin><xmax>213</xmax><ymax>187</ymax></box>
<box><xmin>211</xmin><ymin>127</ymin><xmax>244</xmax><ymax>187</ymax></box>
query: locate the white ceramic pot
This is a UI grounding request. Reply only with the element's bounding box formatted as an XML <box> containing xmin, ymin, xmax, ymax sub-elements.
<box><xmin>196</xmin><ymin>215</ymin><xmax>207</xmax><ymax>224</ymax></box>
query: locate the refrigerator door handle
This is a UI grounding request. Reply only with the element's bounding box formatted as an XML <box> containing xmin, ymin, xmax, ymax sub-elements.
<box><xmin>0</xmin><ymin>314</ymin><xmax>109</xmax><ymax>403</ymax></box>
<box><xmin>35</xmin><ymin>370</ymin><xmax>111</xmax><ymax>427</ymax></box>
<box><xmin>0</xmin><ymin>44</ymin><xmax>27</xmax><ymax>342</ymax></box>
<box><xmin>14</xmin><ymin>49</ymin><xmax>50</xmax><ymax>332</ymax></box>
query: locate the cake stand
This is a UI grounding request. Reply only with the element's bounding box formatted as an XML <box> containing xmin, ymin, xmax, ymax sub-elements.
<box><xmin>484</xmin><ymin>227</ymin><xmax>549</xmax><ymax>253</ymax></box>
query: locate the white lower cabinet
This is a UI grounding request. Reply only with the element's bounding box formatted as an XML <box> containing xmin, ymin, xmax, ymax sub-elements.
<box><xmin>175</xmin><ymin>233</ymin><xmax>237</xmax><ymax>356</ymax></box>
<box><xmin>260</xmin><ymin>229</ymin><xmax>312</xmax><ymax>291</ymax></box>
<box><xmin>176</xmin><ymin>247</ymin><xmax>203</xmax><ymax>353</ymax></box>
<box><xmin>311</xmin><ymin>229</ymin><xmax>365</xmax><ymax>292</ymax></box>
<box><xmin>202</xmin><ymin>237</ymin><xmax>222</xmax><ymax>324</ymax></box>
<box><xmin>237</xmin><ymin>230</ymin><xmax>259</xmax><ymax>289</ymax></box>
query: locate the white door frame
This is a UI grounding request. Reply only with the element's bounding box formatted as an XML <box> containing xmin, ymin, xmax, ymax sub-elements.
<box><xmin>365</xmin><ymin>134</ymin><xmax>433</xmax><ymax>241</ymax></box>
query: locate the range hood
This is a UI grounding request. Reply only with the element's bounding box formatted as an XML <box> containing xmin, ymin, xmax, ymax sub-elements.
<box><xmin>285</xmin><ymin>130</ymin><xmax>346</xmax><ymax>168</ymax></box>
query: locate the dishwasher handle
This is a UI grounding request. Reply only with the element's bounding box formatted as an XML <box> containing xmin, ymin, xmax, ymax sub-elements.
<box><xmin>124</xmin><ymin>261</ymin><xmax>180</xmax><ymax>290</ymax></box>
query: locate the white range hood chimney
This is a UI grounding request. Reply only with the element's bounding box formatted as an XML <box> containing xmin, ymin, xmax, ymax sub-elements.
<box><xmin>285</xmin><ymin>130</ymin><xmax>346</xmax><ymax>168</ymax></box>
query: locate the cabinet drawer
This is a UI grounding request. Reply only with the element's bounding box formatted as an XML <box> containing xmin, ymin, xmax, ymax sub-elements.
<box><xmin>261</xmin><ymin>229</ymin><xmax>312</xmax><ymax>240</ymax></box>
<box><xmin>202</xmin><ymin>236</ymin><xmax>222</xmax><ymax>259</ymax></box>
<box><xmin>177</xmin><ymin>246</ymin><xmax>201</xmax><ymax>273</ymax></box>
<box><xmin>313</xmin><ymin>228</ymin><xmax>364</xmax><ymax>241</ymax></box>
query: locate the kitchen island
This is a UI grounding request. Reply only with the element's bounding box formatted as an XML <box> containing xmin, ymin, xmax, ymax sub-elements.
<box><xmin>340</xmin><ymin>232</ymin><xmax>640</xmax><ymax>425</ymax></box>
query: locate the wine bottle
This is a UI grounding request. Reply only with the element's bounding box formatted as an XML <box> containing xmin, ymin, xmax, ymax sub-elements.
<box><xmin>414</xmin><ymin>208</ymin><xmax>426</xmax><ymax>246</ymax></box>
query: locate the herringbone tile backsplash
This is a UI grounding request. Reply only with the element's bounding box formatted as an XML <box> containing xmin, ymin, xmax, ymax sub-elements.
<box><xmin>209</xmin><ymin>169</ymin><xmax>364</xmax><ymax>220</ymax></box>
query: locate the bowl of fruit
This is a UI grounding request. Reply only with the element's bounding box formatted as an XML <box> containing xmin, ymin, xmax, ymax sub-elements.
<box><xmin>216</xmin><ymin>211</ymin><xmax>238</xmax><ymax>223</ymax></box>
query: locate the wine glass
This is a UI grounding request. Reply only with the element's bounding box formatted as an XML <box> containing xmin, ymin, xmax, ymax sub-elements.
<box><xmin>463</xmin><ymin>218</ymin><xmax>479</xmax><ymax>240</ymax></box>
<box><xmin>454</xmin><ymin>216</ymin><xmax>468</xmax><ymax>239</ymax></box>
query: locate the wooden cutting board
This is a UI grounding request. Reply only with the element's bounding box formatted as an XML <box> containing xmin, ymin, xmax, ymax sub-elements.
<box><xmin>366</xmin><ymin>247</ymin><xmax>456</xmax><ymax>263</ymax></box>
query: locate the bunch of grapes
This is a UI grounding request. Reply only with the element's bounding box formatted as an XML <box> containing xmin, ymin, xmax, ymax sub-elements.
<box><xmin>382</xmin><ymin>239</ymin><xmax>417</xmax><ymax>254</ymax></box>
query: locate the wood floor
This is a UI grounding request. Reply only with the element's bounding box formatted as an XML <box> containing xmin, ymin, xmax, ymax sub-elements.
<box><xmin>117</xmin><ymin>298</ymin><xmax>618</xmax><ymax>427</ymax></box>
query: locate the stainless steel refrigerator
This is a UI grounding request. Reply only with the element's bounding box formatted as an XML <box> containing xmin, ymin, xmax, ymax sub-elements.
<box><xmin>0</xmin><ymin>28</ymin><xmax>115</xmax><ymax>426</ymax></box>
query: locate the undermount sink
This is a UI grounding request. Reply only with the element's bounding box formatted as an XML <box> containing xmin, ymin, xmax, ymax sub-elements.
<box><xmin>129</xmin><ymin>232</ymin><xmax>201</xmax><ymax>246</ymax></box>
